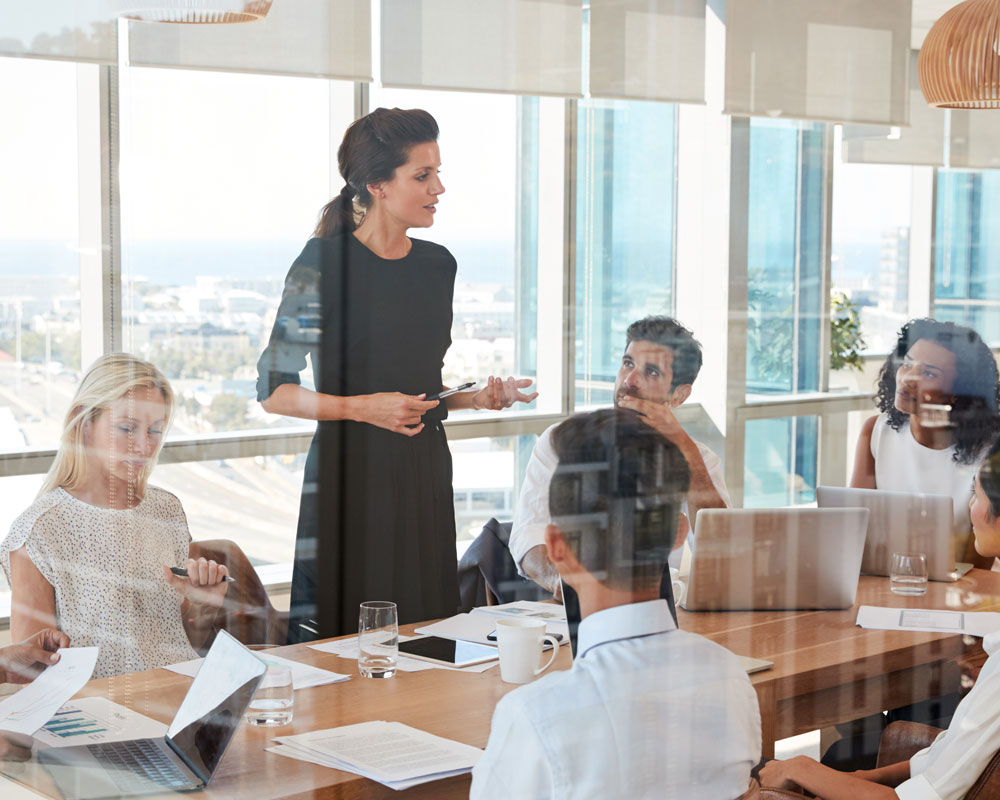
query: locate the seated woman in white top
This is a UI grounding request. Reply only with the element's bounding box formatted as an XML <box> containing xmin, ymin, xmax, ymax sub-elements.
<box><xmin>852</xmin><ymin>318</ymin><xmax>1000</xmax><ymax>565</ymax></box>
<box><xmin>0</xmin><ymin>354</ymin><xmax>230</xmax><ymax>679</ymax></box>
<box><xmin>761</xmin><ymin>437</ymin><xmax>1000</xmax><ymax>799</ymax></box>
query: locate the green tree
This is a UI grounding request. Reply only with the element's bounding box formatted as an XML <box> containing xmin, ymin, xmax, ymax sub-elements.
<box><xmin>830</xmin><ymin>292</ymin><xmax>867</xmax><ymax>372</ymax></box>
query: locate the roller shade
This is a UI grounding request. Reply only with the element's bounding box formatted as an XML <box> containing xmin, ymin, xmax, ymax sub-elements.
<box><xmin>725</xmin><ymin>0</ymin><xmax>912</xmax><ymax>125</ymax></box>
<box><xmin>128</xmin><ymin>0</ymin><xmax>372</xmax><ymax>81</ymax></box>
<box><xmin>381</xmin><ymin>0</ymin><xmax>582</xmax><ymax>97</ymax></box>
<box><xmin>843</xmin><ymin>51</ymin><xmax>946</xmax><ymax>167</ymax></box>
<box><xmin>589</xmin><ymin>0</ymin><xmax>705</xmax><ymax>103</ymax></box>
<box><xmin>949</xmin><ymin>111</ymin><xmax>1000</xmax><ymax>170</ymax></box>
<box><xmin>0</xmin><ymin>1</ymin><xmax>117</xmax><ymax>64</ymax></box>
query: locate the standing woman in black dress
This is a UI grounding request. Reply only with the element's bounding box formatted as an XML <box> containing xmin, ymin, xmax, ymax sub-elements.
<box><xmin>257</xmin><ymin>108</ymin><xmax>537</xmax><ymax>643</ymax></box>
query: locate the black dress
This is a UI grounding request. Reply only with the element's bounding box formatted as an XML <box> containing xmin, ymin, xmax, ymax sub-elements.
<box><xmin>256</xmin><ymin>234</ymin><xmax>460</xmax><ymax>642</ymax></box>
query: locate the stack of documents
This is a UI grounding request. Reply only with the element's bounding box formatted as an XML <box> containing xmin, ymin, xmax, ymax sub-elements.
<box><xmin>165</xmin><ymin>653</ymin><xmax>350</xmax><ymax>689</ymax></box>
<box><xmin>416</xmin><ymin>600</ymin><xmax>569</xmax><ymax>645</ymax></box>
<box><xmin>857</xmin><ymin>605</ymin><xmax>1000</xmax><ymax>637</ymax></box>
<box><xmin>0</xmin><ymin>647</ymin><xmax>98</xmax><ymax>736</ymax></box>
<box><xmin>268</xmin><ymin>720</ymin><xmax>483</xmax><ymax>790</ymax></box>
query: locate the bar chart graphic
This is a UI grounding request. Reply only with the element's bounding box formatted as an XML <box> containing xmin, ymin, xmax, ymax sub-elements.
<box><xmin>34</xmin><ymin>697</ymin><xmax>167</xmax><ymax>748</ymax></box>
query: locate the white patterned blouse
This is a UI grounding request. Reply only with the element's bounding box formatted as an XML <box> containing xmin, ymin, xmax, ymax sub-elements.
<box><xmin>0</xmin><ymin>486</ymin><xmax>199</xmax><ymax>679</ymax></box>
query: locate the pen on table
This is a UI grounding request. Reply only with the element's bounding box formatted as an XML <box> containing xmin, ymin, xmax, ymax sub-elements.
<box><xmin>170</xmin><ymin>566</ymin><xmax>236</xmax><ymax>583</ymax></box>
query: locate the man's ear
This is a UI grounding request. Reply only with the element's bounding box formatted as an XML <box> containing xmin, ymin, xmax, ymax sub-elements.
<box><xmin>544</xmin><ymin>524</ymin><xmax>568</xmax><ymax>565</ymax></box>
<box><xmin>669</xmin><ymin>383</ymin><xmax>692</xmax><ymax>407</ymax></box>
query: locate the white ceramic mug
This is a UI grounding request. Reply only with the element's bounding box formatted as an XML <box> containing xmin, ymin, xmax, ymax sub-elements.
<box><xmin>669</xmin><ymin>567</ymin><xmax>687</xmax><ymax>606</ymax></box>
<box><xmin>495</xmin><ymin>618</ymin><xmax>560</xmax><ymax>684</ymax></box>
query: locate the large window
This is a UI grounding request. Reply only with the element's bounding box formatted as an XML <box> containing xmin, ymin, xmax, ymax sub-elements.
<box><xmin>575</xmin><ymin>99</ymin><xmax>677</xmax><ymax>408</ymax></box>
<box><xmin>743</xmin><ymin>118</ymin><xmax>827</xmax><ymax>507</ymax></box>
<box><xmin>831</xmin><ymin>131</ymin><xmax>913</xmax><ymax>357</ymax></box>
<box><xmin>119</xmin><ymin>66</ymin><xmax>354</xmax><ymax>436</ymax></box>
<box><xmin>0</xmin><ymin>57</ymin><xmax>86</xmax><ymax>451</ymax></box>
<box><xmin>933</xmin><ymin>169</ymin><xmax>1000</xmax><ymax>343</ymax></box>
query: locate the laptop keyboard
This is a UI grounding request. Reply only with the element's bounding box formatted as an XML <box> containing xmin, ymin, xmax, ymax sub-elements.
<box><xmin>87</xmin><ymin>738</ymin><xmax>195</xmax><ymax>793</ymax></box>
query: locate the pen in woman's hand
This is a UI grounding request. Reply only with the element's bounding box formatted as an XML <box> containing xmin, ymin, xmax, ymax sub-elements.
<box><xmin>170</xmin><ymin>566</ymin><xmax>236</xmax><ymax>583</ymax></box>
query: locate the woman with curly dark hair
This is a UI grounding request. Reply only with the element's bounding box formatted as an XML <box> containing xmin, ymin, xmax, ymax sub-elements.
<box><xmin>851</xmin><ymin>318</ymin><xmax>1000</xmax><ymax>564</ymax></box>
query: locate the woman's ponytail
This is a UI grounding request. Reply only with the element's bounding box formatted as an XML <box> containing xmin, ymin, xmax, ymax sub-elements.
<box><xmin>312</xmin><ymin>108</ymin><xmax>439</xmax><ymax>239</ymax></box>
<box><xmin>313</xmin><ymin>183</ymin><xmax>357</xmax><ymax>238</ymax></box>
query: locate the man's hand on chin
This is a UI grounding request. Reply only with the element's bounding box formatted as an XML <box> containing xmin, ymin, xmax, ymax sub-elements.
<box><xmin>618</xmin><ymin>395</ymin><xmax>685</xmax><ymax>441</ymax></box>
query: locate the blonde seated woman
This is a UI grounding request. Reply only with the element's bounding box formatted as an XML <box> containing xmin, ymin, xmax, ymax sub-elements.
<box><xmin>0</xmin><ymin>354</ymin><xmax>230</xmax><ymax>679</ymax></box>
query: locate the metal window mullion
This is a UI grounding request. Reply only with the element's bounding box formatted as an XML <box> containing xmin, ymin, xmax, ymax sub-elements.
<box><xmin>726</xmin><ymin>117</ymin><xmax>752</xmax><ymax>508</ymax></box>
<box><xmin>562</xmin><ymin>99</ymin><xmax>578</xmax><ymax>418</ymax></box>
<box><xmin>104</xmin><ymin>64</ymin><xmax>122</xmax><ymax>354</ymax></box>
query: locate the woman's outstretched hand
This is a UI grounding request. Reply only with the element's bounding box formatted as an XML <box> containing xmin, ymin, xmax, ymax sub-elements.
<box><xmin>355</xmin><ymin>392</ymin><xmax>440</xmax><ymax>436</ymax></box>
<box><xmin>473</xmin><ymin>377</ymin><xmax>538</xmax><ymax>410</ymax></box>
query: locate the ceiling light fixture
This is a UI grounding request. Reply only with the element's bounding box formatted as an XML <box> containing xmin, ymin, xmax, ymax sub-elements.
<box><xmin>918</xmin><ymin>0</ymin><xmax>1000</xmax><ymax>108</ymax></box>
<box><xmin>116</xmin><ymin>0</ymin><xmax>273</xmax><ymax>24</ymax></box>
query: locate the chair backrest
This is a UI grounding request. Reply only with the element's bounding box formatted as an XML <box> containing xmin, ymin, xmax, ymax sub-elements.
<box><xmin>456</xmin><ymin>518</ymin><xmax>548</xmax><ymax>611</ymax></box>
<box><xmin>188</xmin><ymin>539</ymin><xmax>288</xmax><ymax>650</ymax></box>
<box><xmin>968</xmin><ymin>748</ymin><xmax>1000</xmax><ymax>800</ymax></box>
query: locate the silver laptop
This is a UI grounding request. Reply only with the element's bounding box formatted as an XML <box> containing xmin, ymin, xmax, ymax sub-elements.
<box><xmin>683</xmin><ymin>507</ymin><xmax>869</xmax><ymax>611</ymax></box>
<box><xmin>817</xmin><ymin>485</ymin><xmax>973</xmax><ymax>582</ymax></box>
<box><xmin>36</xmin><ymin>630</ymin><xmax>266</xmax><ymax>799</ymax></box>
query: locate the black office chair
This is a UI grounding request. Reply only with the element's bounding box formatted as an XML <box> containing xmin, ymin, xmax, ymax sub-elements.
<box><xmin>457</xmin><ymin>518</ymin><xmax>550</xmax><ymax>612</ymax></box>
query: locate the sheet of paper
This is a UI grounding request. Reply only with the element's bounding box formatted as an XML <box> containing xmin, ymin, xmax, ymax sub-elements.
<box><xmin>416</xmin><ymin>612</ymin><xmax>568</xmax><ymax>645</ymax></box>
<box><xmin>856</xmin><ymin>605</ymin><xmax>1000</xmax><ymax>637</ymax></box>
<box><xmin>164</xmin><ymin>652</ymin><xmax>350</xmax><ymax>690</ymax></box>
<box><xmin>31</xmin><ymin>697</ymin><xmax>167</xmax><ymax>748</ymax></box>
<box><xmin>0</xmin><ymin>775</ymin><xmax>49</xmax><ymax>799</ymax></box>
<box><xmin>471</xmin><ymin>600</ymin><xmax>567</xmax><ymax>623</ymax></box>
<box><xmin>0</xmin><ymin>648</ymin><xmax>98</xmax><ymax>736</ymax></box>
<box><xmin>308</xmin><ymin>636</ymin><xmax>497</xmax><ymax>673</ymax></box>
<box><xmin>272</xmin><ymin>720</ymin><xmax>481</xmax><ymax>788</ymax></box>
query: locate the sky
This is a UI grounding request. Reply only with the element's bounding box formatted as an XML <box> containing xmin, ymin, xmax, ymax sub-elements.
<box><xmin>0</xmin><ymin>55</ymin><xmax>517</xmax><ymax>247</ymax></box>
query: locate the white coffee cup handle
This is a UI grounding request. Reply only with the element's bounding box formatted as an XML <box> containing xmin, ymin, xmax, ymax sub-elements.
<box><xmin>672</xmin><ymin>578</ymin><xmax>685</xmax><ymax>605</ymax></box>
<box><xmin>534</xmin><ymin>635</ymin><xmax>560</xmax><ymax>676</ymax></box>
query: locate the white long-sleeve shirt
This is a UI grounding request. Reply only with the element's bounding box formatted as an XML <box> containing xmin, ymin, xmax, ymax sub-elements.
<box><xmin>470</xmin><ymin>599</ymin><xmax>761</xmax><ymax>800</ymax></box>
<box><xmin>895</xmin><ymin>628</ymin><xmax>1000</xmax><ymax>800</ymax></box>
<box><xmin>509</xmin><ymin>423</ymin><xmax>729</xmax><ymax>573</ymax></box>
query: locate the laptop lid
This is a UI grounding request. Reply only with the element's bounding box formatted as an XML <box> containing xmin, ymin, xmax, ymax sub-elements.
<box><xmin>164</xmin><ymin>630</ymin><xmax>267</xmax><ymax>784</ymax></box>
<box><xmin>816</xmin><ymin>486</ymin><xmax>957</xmax><ymax>580</ymax></box>
<box><xmin>683</xmin><ymin>507</ymin><xmax>869</xmax><ymax>611</ymax></box>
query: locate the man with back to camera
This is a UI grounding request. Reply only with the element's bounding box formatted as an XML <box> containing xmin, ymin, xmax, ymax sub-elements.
<box><xmin>470</xmin><ymin>408</ymin><xmax>761</xmax><ymax>799</ymax></box>
<box><xmin>510</xmin><ymin>316</ymin><xmax>729</xmax><ymax>595</ymax></box>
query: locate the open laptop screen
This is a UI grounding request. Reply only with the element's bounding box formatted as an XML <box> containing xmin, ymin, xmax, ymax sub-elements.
<box><xmin>165</xmin><ymin>631</ymin><xmax>266</xmax><ymax>783</ymax></box>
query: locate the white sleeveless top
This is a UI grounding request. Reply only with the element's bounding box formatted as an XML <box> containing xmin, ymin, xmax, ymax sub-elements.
<box><xmin>0</xmin><ymin>486</ymin><xmax>199</xmax><ymax>679</ymax></box>
<box><xmin>870</xmin><ymin>413</ymin><xmax>980</xmax><ymax>542</ymax></box>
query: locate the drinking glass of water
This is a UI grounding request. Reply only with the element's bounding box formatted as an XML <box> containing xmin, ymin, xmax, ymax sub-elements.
<box><xmin>890</xmin><ymin>552</ymin><xmax>928</xmax><ymax>596</ymax></box>
<box><xmin>359</xmin><ymin>601</ymin><xmax>398</xmax><ymax>679</ymax></box>
<box><xmin>245</xmin><ymin>647</ymin><xmax>294</xmax><ymax>726</ymax></box>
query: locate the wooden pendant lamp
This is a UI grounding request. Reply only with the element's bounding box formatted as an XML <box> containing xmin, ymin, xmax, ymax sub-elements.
<box><xmin>918</xmin><ymin>0</ymin><xmax>1000</xmax><ymax>108</ymax></box>
<box><xmin>115</xmin><ymin>1</ymin><xmax>273</xmax><ymax>24</ymax></box>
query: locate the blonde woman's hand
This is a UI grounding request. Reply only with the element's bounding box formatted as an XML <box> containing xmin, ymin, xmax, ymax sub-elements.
<box><xmin>354</xmin><ymin>392</ymin><xmax>439</xmax><ymax>435</ymax></box>
<box><xmin>163</xmin><ymin>558</ymin><xmax>229</xmax><ymax>608</ymax></box>
<box><xmin>473</xmin><ymin>377</ymin><xmax>538</xmax><ymax>410</ymax></box>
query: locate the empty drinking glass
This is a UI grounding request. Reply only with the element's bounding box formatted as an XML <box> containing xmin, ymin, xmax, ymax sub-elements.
<box><xmin>890</xmin><ymin>552</ymin><xmax>928</xmax><ymax>596</ymax></box>
<box><xmin>244</xmin><ymin>647</ymin><xmax>294</xmax><ymax>726</ymax></box>
<box><xmin>358</xmin><ymin>601</ymin><xmax>398</xmax><ymax>679</ymax></box>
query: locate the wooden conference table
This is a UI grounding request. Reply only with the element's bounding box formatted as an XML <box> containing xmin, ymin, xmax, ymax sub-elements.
<box><xmin>4</xmin><ymin>569</ymin><xmax>1000</xmax><ymax>799</ymax></box>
